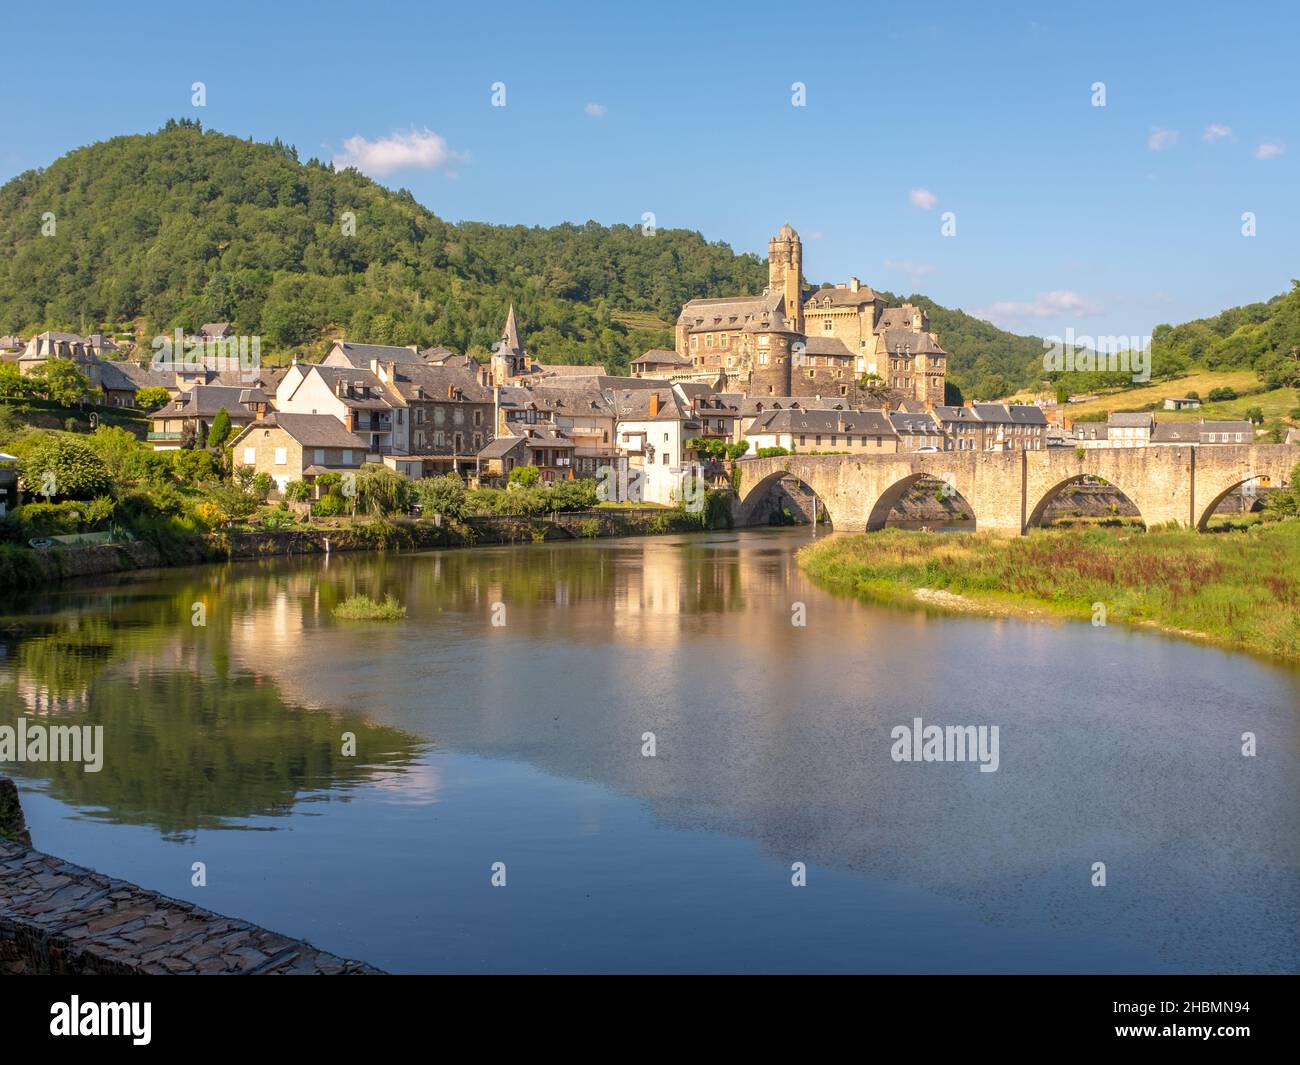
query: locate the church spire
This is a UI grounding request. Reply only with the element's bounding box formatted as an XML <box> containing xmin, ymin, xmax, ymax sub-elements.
<box><xmin>501</xmin><ymin>304</ymin><xmax>523</xmax><ymax>360</ymax></box>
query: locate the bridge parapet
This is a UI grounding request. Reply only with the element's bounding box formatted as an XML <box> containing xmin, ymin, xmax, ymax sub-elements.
<box><xmin>734</xmin><ymin>444</ymin><xmax>1300</xmax><ymax>534</ymax></box>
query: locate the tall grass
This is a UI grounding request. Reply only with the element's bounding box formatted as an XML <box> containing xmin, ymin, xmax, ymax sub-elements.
<box><xmin>799</xmin><ymin>522</ymin><xmax>1300</xmax><ymax>661</ymax></box>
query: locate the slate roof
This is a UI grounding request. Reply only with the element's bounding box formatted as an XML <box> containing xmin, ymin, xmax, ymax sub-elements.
<box><xmin>804</xmin><ymin>285</ymin><xmax>878</xmax><ymax>308</ymax></box>
<box><xmin>632</xmin><ymin>349</ymin><xmax>692</xmax><ymax>366</ymax></box>
<box><xmin>239</xmin><ymin>413</ymin><xmax>370</xmax><ymax>449</ymax></box>
<box><xmin>166</xmin><ymin>385</ymin><xmax>264</xmax><ymax>418</ymax></box>
<box><xmin>1107</xmin><ymin>412</ymin><xmax>1155</xmax><ymax>428</ymax></box>
<box><xmin>1007</xmin><ymin>404</ymin><xmax>1048</xmax><ymax>426</ymax></box>
<box><xmin>749</xmin><ymin>408</ymin><xmax>896</xmax><ymax>437</ymax></box>
<box><xmin>932</xmin><ymin>404</ymin><xmax>981</xmax><ymax>424</ymax></box>
<box><xmin>305</xmin><ymin>365</ymin><xmax>397</xmax><ymax>409</ymax></box>
<box><xmin>328</xmin><ymin>341</ymin><xmax>425</xmax><ymax>368</ymax></box>
<box><xmin>677</xmin><ymin>290</ymin><xmax>781</xmax><ymax>332</ymax></box>
<box><xmin>801</xmin><ymin>336</ymin><xmax>855</xmax><ymax>358</ymax></box>
<box><xmin>889</xmin><ymin>411</ymin><xmax>941</xmax><ymax>435</ymax></box>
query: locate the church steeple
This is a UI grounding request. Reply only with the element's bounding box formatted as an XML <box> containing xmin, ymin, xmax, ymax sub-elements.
<box><xmin>498</xmin><ymin>304</ymin><xmax>527</xmax><ymax>375</ymax></box>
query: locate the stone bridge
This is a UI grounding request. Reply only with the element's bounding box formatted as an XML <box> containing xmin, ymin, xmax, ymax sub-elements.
<box><xmin>734</xmin><ymin>445</ymin><xmax>1300</xmax><ymax>533</ymax></box>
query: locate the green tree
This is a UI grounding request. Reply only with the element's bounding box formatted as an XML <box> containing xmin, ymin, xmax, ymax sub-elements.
<box><xmin>355</xmin><ymin>463</ymin><xmax>411</xmax><ymax>515</ymax></box>
<box><xmin>207</xmin><ymin>407</ymin><xmax>232</xmax><ymax>449</ymax></box>
<box><xmin>31</xmin><ymin>360</ymin><xmax>92</xmax><ymax>406</ymax></box>
<box><xmin>413</xmin><ymin>473</ymin><xmax>466</xmax><ymax>518</ymax></box>
<box><xmin>508</xmin><ymin>465</ymin><xmax>541</xmax><ymax>488</ymax></box>
<box><xmin>135</xmin><ymin>386</ymin><xmax>171</xmax><ymax>410</ymax></box>
<box><xmin>18</xmin><ymin>436</ymin><xmax>114</xmax><ymax>499</ymax></box>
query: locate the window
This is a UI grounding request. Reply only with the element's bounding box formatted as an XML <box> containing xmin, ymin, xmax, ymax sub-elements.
<box><xmin>474</xmin><ymin>410</ymin><xmax>482</xmax><ymax>426</ymax></box>
<box><xmin>243</xmin><ymin>447</ymin><xmax>255</xmax><ymax>465</ymax></box>
<box><xmin>473</xmin><ymin>433</ymin><xmax>483</xmax><ymax>449</ymax></box>
<box><xmin>823</xmin><ymin>319</ymin><xmax>833</xmax><ymax>332</ymax></box>
<box><xmin>454</xmin><ymin>409</ymin><xmax>464</xmax><ymax>426</ymax></box>
<box><xmin>435</xmin><ymin>407</ymin><xmax>445</xmax><ymax>426</ymax></box>
<box><xmin>342</xmin><ymin>450</ymin><xmax>353</xmax><ymax>464</ymax></box>
<box><xmin>314</xmin><ymin>449</ymin><xmax>325</xmax><ymax>465</ymax></box>
<box><xmin>705</xmin><ymin>335</ymin><xmax>713</xmax><ymax>348</ymax></box>
<box><xmin>720</xmin><ymin>333</ymin><xmax>728</xmax><ymax>348</ymax></box>
<box><xmin>661</xmin><ymin>452</ymin><xmax>667</xmax><ymax>464</ymax></box>
<box><xmin>799</xmin><ymin>435</ymin><xmax>806</xmax><ymax>446</ymax></box>
<box><xmin>273</xmin><ymin>447</ymin><xmax>287</xmax><ymax>465</ymax></box>
<box><xmin>690</xmin><ymin>336</ymin><xmax>698</xmax><ymax>350</ymax></box>
<box><xmin>815</xmin><ymin>435</ymin><xmax>822</xmax><ymax>445</ymax></box>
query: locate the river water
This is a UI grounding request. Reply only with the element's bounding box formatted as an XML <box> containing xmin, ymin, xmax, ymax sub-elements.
<box><xmin>1</xmin><ymin>528</ymin><xmax>1296</xmax><ymax>973</ymax></box>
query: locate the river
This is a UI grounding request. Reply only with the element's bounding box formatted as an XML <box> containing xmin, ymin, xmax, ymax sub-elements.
<box><xmin>1</xmin><ymin>528</ymin><xmax>1297</xmax><ymax>973</ymax></box>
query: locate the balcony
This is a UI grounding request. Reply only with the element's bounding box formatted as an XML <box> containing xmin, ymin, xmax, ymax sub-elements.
<box><xmin>147</xmin><ymin>431</ymin><xmax>182</xmax><ymax>441</ymax></box>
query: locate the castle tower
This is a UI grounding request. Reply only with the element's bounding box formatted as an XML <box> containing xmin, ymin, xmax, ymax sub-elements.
<box><xmin>767</xmin><ymin>224</ymin><xmax>804</xmax><ymax>334</ymax></box>
<box><xmin>492</xmin><ymin>304</ymin><xmax>528</xmax><ymax>384</ymax></box>
<box><xmin>744</xmin><ymin>310</ymin><xmax>797</xmax><ymax>397</ymax></box>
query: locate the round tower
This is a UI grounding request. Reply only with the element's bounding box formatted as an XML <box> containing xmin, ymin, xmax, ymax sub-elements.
<box><xmin>745</xmin><ymin>311</ymin><xmax>797</xmax><ymax>397</ymax></box>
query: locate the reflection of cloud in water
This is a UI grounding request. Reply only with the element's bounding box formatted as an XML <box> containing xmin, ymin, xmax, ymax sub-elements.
<box><xmin>368</xmin><ymin>761</ymin><xmax>443</xmax><ymax>806</ymax></box>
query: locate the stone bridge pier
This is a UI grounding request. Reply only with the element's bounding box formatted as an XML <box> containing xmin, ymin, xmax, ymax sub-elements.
<box><xmin>734</xmin><ymin>445</ymin><xmax>1300</xmax><ymax>534</ymax></box>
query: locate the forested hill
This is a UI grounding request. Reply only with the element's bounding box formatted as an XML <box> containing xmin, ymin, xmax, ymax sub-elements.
<box><xmin>1</xmin><ymin>119</ymin><xmax>1046</xmax><ymax>384</ymax></box>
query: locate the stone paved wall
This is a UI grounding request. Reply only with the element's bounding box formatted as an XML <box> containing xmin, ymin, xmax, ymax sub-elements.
<box><xmin>0</xmin><ymin>837</ymin><xmax>382</xmax><ymax>975</ymax></box>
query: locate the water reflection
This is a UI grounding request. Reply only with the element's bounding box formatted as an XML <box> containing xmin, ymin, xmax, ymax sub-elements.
<box><xmin>2</xmin><ymin>528</ymin><xmax>1297</xmax><ymax>972</ymax></box>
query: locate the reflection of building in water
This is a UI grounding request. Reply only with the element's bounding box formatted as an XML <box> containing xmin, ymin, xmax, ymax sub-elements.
<box><xmin>612</xmin><ymin>543</ymin><xmax>682</xmax><ymax>639</ymax></box>
<box><xmin>11</xmin><ymin>677</ymin><xmax>91</xmax><ymax>717</ymax></box>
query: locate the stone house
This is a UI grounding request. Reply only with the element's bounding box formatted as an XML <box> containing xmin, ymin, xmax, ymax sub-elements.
<box><xmin>611</xmin><ymin>387</ymin><xmax>704</xmax><ymax>505</ymax></box>
<box><xmin>149</xmin><ymin>385</ymin><xmax>269</xmax><ymax>451</ymax></box>
<box><xmin>229</xmin><ymin>413</ymin><xmax>370</xmax><ymax>494</ymax></box>
<box><xmin>1104</xmin><ymin>411</ymin><xmax>1156</xmax><ymax>448</ymax></box>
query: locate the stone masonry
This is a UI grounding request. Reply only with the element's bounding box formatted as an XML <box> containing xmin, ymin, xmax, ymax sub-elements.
<box><xmin>735</xmin><ymin>444</ymin><xmax>1300</xmax><ymax>533</ymax></box>
<box><xmin>0</xmin><ymin>836</ymin><xmax>382</xmax><ymax>975</ymax></box>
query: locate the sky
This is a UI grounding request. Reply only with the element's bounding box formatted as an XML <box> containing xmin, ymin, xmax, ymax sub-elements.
<box><xmin>1</xmin><ymin>0</ymin><xmax>1296</xmax><ymax>343</ymax></box>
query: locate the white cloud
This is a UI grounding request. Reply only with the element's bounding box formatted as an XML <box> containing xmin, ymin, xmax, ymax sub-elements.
<box><xmin>884</xmin><ymin>259</ymin><xmax>936</xmax><ymax>283</ymax></box>
<box><xmin>333</xmin><ymin>128</ymin><xmax>464</xmax><ymax>177</ymax></box>
<box><xmin>1202</xmin><ymin>124</ymin><xmax>1232</xmax><ymax>142</ymax></box>
<box><xmin>1254</xmin><ymin>141</ymin><xmax>1285</xmax><ymax>160</ymax></box>
<box><xmin>973</xmin><ymin>291</ymin><xmax>1103</xmax><ymax>322</ymax></box>
<box><xmin>584</xmin><ymin>102</ymin><xmax>608</xmax><ymax>118</ymax></box>
<box><xmin>909</xmin><ymin>188</ymin><xmax>937</xmax><ymax>210</ymax></box>
<box><xmin>1148</xmin><ymin>128</ymin><xmax>1179</xmax><ymax>151</ymax></box>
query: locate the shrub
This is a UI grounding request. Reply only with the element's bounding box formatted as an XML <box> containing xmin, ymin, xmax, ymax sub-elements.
<box><xmin>756</xmin><ymin>446</ymin><xmax>790</xmax><ymax>458</ymax></box>
<box><xmin>18</xmin><ymin>435</ymin><xmax>114</xmax><ymax>500</ymax></box>
<box><xmin>579</xmin><ymin>518</ymin><xmax>601</xmax><ymax>538</ymax></box>
<box><xmin>413</xmin><ymin>472</ymin><xmax>466</xmax><ymax>518</ymax></box>
<box><xmin>508</xmin><ymin>465</ymin><xmax>541</xmax><ymax>488</ymax></box>
<box><xmin>1207</xmin><ymin>387</ymin><xmax>1237</xmax><ymax>402</ymax></box>
<box><xmin>135</xmin><ymin>386</ymin><xmax>171</xmax><ymax>411</ymax></box>
<box><xmin>283</xmin><ymin>479</ymin><xmax>312</xmax><ymax>502</ymax></box>
<box><xmin>252</xmin><ymin>472</ymin><xmax>274</xmax><ymax>499</ymax></box>
<box><xmin>172</xmin><ymin>448</ymin><xmax>217</xmax><ymax>485</ymax></box>
<box><xmin>333</xmin><ymin>594</ymin><xmax>406</xmax><ymax>621</ymax></box>
<box><xmin>313</xmin><ymin>493</ymin><xmax>344</xmax><ymax>517</ymax></box>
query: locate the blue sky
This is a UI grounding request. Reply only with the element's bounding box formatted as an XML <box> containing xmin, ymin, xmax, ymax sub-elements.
<box><xmin>2</xmin><ymin>0</ymin><xmax>1295</xmax><ymax>341</ymax></box>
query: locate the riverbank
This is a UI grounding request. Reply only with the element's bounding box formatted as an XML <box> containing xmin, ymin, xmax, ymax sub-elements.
<box><xmin>798</xmin><ymin>522</ymin><xmax>1300</xmax><ymax>662</ymax></box>
<box><xmin>0</xmin><ymin>504</ymin><xmax>732</xmax><ymax>590</ymax></box>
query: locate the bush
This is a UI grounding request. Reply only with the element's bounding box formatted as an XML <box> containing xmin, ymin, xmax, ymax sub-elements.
<box><xmin>508</xmin><ymin>465</ymin><xmax>541</xmax><ymax>488</ymax></box>
<box><xmin>18</xmin><ymin>435</ymin><xmax>114</xmax><ymax>499</ymax></box>
<box><xmin>756</xmin><ymin>446</ymin><xmax>790</xmax><ymax>458</ymax></box>
<box><xmin>283</xmin><ymin>479</ymin><xmax>311</xmax><ymax>502</ymax></box>
<box><xmin>413</xmin><ymin>472</ymin><xmax>466</xmax><ymax>518</ymax></box>
<box><xmin>172</xmin><ymin>448</ymin><xmax>217</xmax><ymax>485</ymax></box>
<box><xmin>252</xmin><ymin>472</ymin><xmax>274</xmax><ymax>499</ymax></box>
<box><xmin>333</xmin><ymin>594</ymin><xmax>406</xmax><ymax>621</ymax></box>
<box><xmin>313</xmin><ymin>493</ymin><xmax>344</xmax><ymax>517</ymax></box>
<box><xmin>1207</xmin><ymin>387</ymin><xmax>1237</xmax><ymax>402</ymax></box>
<box><xmin>207</xmin><ymin>407</ymin><xmax>232</xmax><ymax>449</ymax></box>
<box><xmin>548</xmin><ymin>477</ymin><xmax>598</xmax><ymax>511</ymax></box>
<box><xmin>135</xmin><ymin>386</ymin><xmax>171</xmax><ymax>411</ymax></box>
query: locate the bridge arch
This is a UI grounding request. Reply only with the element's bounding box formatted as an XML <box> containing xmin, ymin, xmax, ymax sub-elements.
<box><xmin>1196</xmin><ymin>473</ymin><xmax>1265</xmax><ymax>530</ymax></box>
<box><xmin>865</xmin><ymin>472</ymin><xmax>978</xmax><ymax>531</ymax></box>
<box><xmin>1025</xmin><ymin>474</ymin><xmax>1145</xmax><ymax>530</ymax></box>
<box><xmin>736</xmin><ymin>468</ymin><xmax>841</xmax><ymax>527</ymax></box>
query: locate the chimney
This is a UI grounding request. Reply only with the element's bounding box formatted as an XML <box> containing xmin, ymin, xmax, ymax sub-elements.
<box><xmin>345</xmin><ymin>411</ymin><xmax>355</xmax><ymax>432</ymax></box>
<box><xmin>649</xmin><ymin>392</ymin><xmax>661</xmax><ymax>417</ymax></box>
<box><xmin>850</xmin><ymin>277</ymin><xmax>860</xmax><ymax>293</ymax></box>
<box><xmin>447</xmin><ymin>383</ymin><xmax>455</xmax><ymax>400</ymax></box>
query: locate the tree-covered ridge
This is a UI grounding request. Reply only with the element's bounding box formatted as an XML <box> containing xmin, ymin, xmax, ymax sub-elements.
<box><xmin>0</xmin><ymin>120</ymin><xmax>768</xmax><ymax>372</ymax></box>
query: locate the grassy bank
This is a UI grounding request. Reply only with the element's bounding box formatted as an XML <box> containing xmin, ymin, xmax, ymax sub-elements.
<box><xmin>798</xmin><ymin>523</ymin><xmax>1300</xmax><ymax>662</ymax></box>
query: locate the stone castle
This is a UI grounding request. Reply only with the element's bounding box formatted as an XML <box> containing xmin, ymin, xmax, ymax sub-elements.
<box><xmin>668</xmin><ymin>224</ymin><xmax>947</xmax><ymax>405</ymax></box>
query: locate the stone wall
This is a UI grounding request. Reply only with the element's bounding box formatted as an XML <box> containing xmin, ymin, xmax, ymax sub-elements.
<box><xmin>0</xmin><ymin>781</ymin><xmax>381</xmax><ymax>975</ymax></box>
